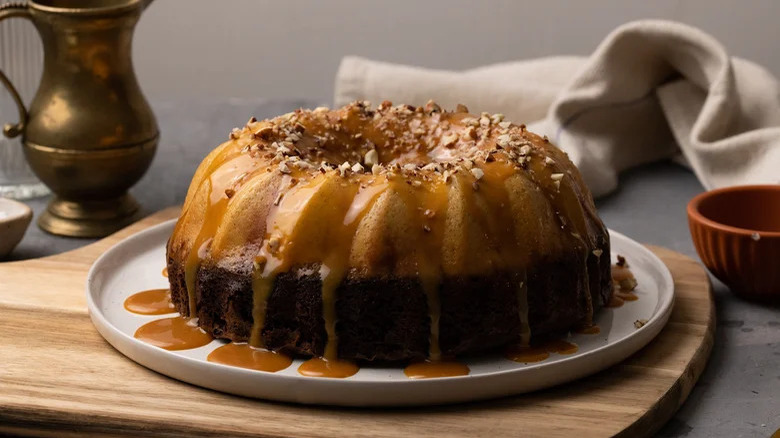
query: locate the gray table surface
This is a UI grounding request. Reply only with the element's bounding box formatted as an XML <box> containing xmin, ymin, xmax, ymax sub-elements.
<box><xmin>5</xmin><ymin>99</ymin><xmax>779</xmax><ymax>438</ymax></box>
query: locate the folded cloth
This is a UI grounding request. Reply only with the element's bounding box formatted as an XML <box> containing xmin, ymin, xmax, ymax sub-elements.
<box><xmin>335</xmin><ymin>20</ymin><xmax>780</xmax><ymax>197</ymax></box>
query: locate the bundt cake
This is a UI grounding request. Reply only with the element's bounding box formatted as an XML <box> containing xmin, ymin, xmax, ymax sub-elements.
<box><xmin>166</xmin><ymin>100</ymin><xmax>612</xmax><ymax>362</ymax></box>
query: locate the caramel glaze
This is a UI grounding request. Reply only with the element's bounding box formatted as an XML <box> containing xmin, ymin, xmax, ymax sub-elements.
<box><xmin>505</xmin><ymin>339</ymin><xmax>579</xmax><ymax>364</ymax></box>
<box><xmin>298</xmin><ymin>357</ymin><xmax>359</xmax><ymax>378</ymax></box>
<box><xmin>404</xmin><ymin>360</ymin><xmax>470</xmax><ymax>379</ymax></box>
<box><xmin>162</xmin><ymin>267</ymin><xmax>168</xmax><ymax>278</ymax></box>
<box><xmin>168</xmin><ymin>101</ymin><xmax>608</xmax><ymax>367</ymax></box>
<box><xmin>124</xmin><ymin>288</ymin><xmax>175</xmax><ymax>315</ymax></box>
<box><xmin>575</xmin><ymin>324</ymin><xmax>601</xmax><ymax>335</ymax></box>
<box><xmin>208</xmin><ymin>342</ymin><xmax>292</xmax><ymax>373</ymax></box>
<box><xmin>134</xmin><ymin>316</ymin><xmax>212</xmax><ymax>350</ymax></box>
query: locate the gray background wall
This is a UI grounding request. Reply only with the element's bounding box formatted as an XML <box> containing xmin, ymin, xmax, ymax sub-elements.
<box><xmin>133</xmin><ymin>0</ymin><xmax>780</xmax><ymax>103</ymax></box>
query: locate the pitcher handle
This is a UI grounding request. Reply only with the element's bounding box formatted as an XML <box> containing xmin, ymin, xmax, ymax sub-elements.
<box><xmin>0</xmin><ymin>2</ymin><xmax>33</xmax><ymax>138</ymax></box>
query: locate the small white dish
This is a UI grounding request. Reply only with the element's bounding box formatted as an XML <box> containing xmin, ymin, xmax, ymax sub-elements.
<box><xmin>87</xmin><ymin>220</ymin><xmax>674</xmax><ymax>406</ymax></box>
<box><xmin>0</xmin><ymin>197</ymin><xmax>32</xmax><ymax>259</ymax></box>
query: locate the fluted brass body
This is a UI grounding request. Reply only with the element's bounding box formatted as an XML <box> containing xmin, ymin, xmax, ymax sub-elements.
<box><xmin>0</xmin><ymin>0</ymin><xmax>157</xmax><ymax>237</ymax></box>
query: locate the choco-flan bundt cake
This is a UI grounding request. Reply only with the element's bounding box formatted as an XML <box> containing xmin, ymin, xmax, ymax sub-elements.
<box><xmin>167</xmin><ymin>101</ymin><xmax>612</xmax><ymax>362</ymax></box>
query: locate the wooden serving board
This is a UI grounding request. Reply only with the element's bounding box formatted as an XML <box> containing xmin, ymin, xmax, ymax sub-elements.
<box><xmin>0</xmin><ymin>208</ymin><xmax>714</xmax><ymax>438</ymax></box>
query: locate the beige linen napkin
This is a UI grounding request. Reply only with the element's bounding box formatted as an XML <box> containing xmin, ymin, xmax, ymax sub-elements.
<box><xmin>335</xmin><ymin>20</ymin><xmax>780</xmax><ymax>197</ymax></box>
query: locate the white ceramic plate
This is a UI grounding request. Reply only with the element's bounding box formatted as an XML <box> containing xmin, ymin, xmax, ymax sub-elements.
<box><xmin>87</xmin><ymin>220</ymin><xmax>674</xmax><ymax>406</ymax></box>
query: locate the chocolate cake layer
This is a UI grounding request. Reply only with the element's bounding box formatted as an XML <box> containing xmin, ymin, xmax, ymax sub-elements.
<box><xmin>167</xmin><ymin>242</ymin><xmax>611</xmax><ymax>362</ymax></box>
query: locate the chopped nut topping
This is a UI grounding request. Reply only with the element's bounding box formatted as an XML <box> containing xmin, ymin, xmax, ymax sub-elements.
<box><xmin>634</xmin><ymin>319</ymin><xmax>648</xmax><ymax>329</ymax></box>
<box><xmin>278</xmin><ymin>162</ymin><xmax>291</xmax><ymax>174</ymax></box>
<box><xmin>224</xmin><ymin>188</ymin><xmax>236</xmax><ymax>199</ymax></box>
<box><xmin>338</xmin><ymin>161</ymin><xmax>351</xmax><ymax>177</ymax></box>
<box><xmin>498</xmin><ymin>121</ymin><xmax>512</xmax><ymax>129</ymax></box>
<box><xmin>423</xmin><ymin>224</ymin><xmax>431</xmax><ymax>233</ymax></box>
<box><xmin>424</xmin><ymin>99</ymin><xmax>442</xmax><ymax>113</ymax></box>
<box><xmin>364</xmin><ymin>149</ymin><xmax>379</xmax><ymax>167</ymax></box>
<box><xmin>423</xmin><ymin>209</ymin><xmax>435</xmax><ymax>218</ymax></box>
<box><xmin>441</xmin><ymin>133</ymin><xmax>459</xmax><ymax>148</ymax></box>
<box><xmin>229</xmin><ymin>127</ymin><xmax>241</xmax><ymax>139</ymax></box>
<box><xmin>371</xmin><ymin>163</ymin><xmax>382</xmax><ymax>175</ymax></box>
<box><xmin>462</xmin><ymin>117</ymin><xmax>479</xmax><ymax>127</ymax></box>
<box><xmin>544</xmin><ymin>156</ymin><xmax>555</xmax><ymax>166</ymax></box>
<box><xmin>422</xmin><ymin>163</ymin><xmax>441</xmax><ymax>172</ymax></box>
<box><xmin>751</xmin><ymin>232</ymin><xmax>761</xmax><ymax>241</ymax></box>
<box><xmin>592</xmin><ymin>249</ymin><xmax>603</xmax><ymax>257</ymax></box>
<box><xmin>351</xmin><ymin>162</ymin><xmax>364</xmax><ymax>173</ymax></box>
<box><xmin>470</xmin><ymin>167</ymin><xmax>484</xmax><ymax>180</ymax></box>
<box><xmin>550</xmin><ymin>173</ymin><xmax>564</xmax><ymax>181</ymax></box>
<box><xmin>254</xmin><ymin>126</ymin><xmax>273</xmax><ymax>139</ymax></box>
<box><xmin>616</xmin><ymin>255</ymin><xmax>627</xmax><ymax>267</ymax></box>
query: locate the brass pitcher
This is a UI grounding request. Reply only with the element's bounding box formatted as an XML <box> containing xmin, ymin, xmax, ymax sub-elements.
<box><xmin>0</xmin><ymin>0</ymin><xmax>157</xmax><ymax>237</ymax></box>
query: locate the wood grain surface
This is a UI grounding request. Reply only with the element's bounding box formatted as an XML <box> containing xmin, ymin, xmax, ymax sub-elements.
<box><xmin>0</xmin><ymin>208</ymin><xmax>715</xmax><ymax>438</ymax></box>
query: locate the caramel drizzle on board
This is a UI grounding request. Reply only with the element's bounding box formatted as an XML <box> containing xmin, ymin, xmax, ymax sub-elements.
<box><xmin>168</xmin><ymin>102</ymin><xmax>609</xmax><ymax>373</ymax></box>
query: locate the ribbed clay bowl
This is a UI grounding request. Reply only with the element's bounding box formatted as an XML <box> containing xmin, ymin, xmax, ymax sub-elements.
<box><xmin>687</xmin><ymin>185</ymin><xmax>780</xmax><ymax>302</ymax></box>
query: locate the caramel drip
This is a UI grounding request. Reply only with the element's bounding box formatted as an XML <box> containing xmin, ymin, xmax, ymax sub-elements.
<box><xmin>134</xmin><ymin>316</ymin><xmax>213</xmax><ymax>350</ymax></box>
<box><xmin>505</xmin><ymin>339</ymin><xmax>579</xmax><ymax>364</ymax></box>
<box><xmin>575</xmin><ymin>324</ymin><xmax>601</xmax><ymax>335</ymax></box>
<box><xmin>124</xmin><ymin>288</ymin><xmax>175</xmax><ymax>315</ymax></box>
<box><xmin>404</xmin><ymin>360</ymin><xmax>470</xmax><ymax>379</ymax></box>
<box><xmin>184</xmin><ymin>187</ymin><xmax>227</xmax><ymax>317</ymax></box>
<box><xmin>399</xmin><ymin>178</ymin><xmax>449</xmax><ymax>361</ymax></box>
<box><xmin>207</xmin><ymin>343</ymin><xmax>292</xmax><ymax>372</ymax></box>
<box><xmin>298</xmin><ymin>357</ymin><xmax>359</xmax><ymax>378</ymax></box>
<box><xmin>249</xmin><ymin>174</ymin><xmax>386</xmax><ymax>360</ymax></box>
<box><xmin>320</xmin><ymin>264</ymin><xmax>345</xmax><ymax>360</ymax></box>
<box><xmin>161</xmin><ymin>267</ymin><xmax>168</xmax><ymax>278</ymax></box>
<box><xmin>248</xmin><ymin>275</ymin><xmax>275</xmax><ymax>347</ymax></box>
<box><xmin>184</xmin><ymin>153</ymin><xmax>260</xmax><ymax>317</ymax></box>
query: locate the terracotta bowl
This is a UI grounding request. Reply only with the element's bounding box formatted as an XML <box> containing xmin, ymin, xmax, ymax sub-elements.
<box><xmin>688</xmin><ymin>185</ymin><xmax>780</xmax><ymax>302</ymax></box>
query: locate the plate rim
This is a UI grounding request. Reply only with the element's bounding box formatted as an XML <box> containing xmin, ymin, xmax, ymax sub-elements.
<box><xmin>86</xmin><ymin>219</ymin><xmax>675</xmax><ymax>404</ymax></box>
